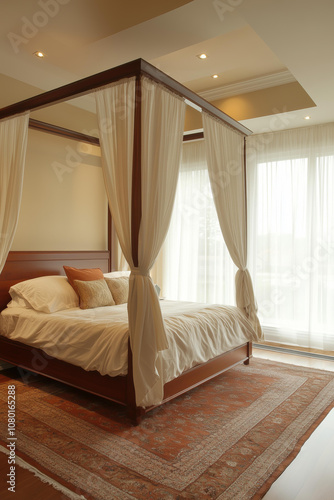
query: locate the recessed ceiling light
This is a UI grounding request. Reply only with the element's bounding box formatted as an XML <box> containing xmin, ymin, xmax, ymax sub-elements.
<box><xmin>197</xmin><ymin>53</ymin><xmax>207</xmax><ymax>60</ymax></box>
<box><xmin>34</xmin><ymin>51</ymin><xmax>45</xmax><ymax>58</ymax></box>
<box><xmin>304</xmin><ymin>116</ymin><xmax>310</xmax><ymax>120</ymax></box>
<box><xmin>212</xmin><ymin>74</ymin><xmax>219</xmax><ymax>79</ymax></box>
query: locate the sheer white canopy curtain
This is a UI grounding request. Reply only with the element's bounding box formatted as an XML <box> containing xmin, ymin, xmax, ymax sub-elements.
<box><xmin>0</xmin><ymin>112</ymin><xmax>29</xmax><ymax>273</ymax></box>
<box><xmin>247</xmin><ymin>123</ymin><xmax>334</xmax><ymax>351</ymax></box>
<box><xmin>95</xmin><ymin>77</ymin><xmax>185</xmax><ymax>407</ymax></box>
<box><xmin>202</xmin><ymin>113</ymin><xmax>262</xmax><ymax>337</ymax></box>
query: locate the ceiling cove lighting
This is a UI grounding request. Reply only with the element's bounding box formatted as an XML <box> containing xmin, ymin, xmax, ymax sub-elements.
<box><xmin>197</xmin><ymin>53</ymin><xmax>207</xmax><ymax>60</ymax></box>
<box><xmin>34</xmin><ymin>51</ymin><xmax>45</xmax><ymax>58</ymax></box>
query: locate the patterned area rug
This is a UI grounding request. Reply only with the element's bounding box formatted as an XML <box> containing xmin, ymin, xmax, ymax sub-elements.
<box><xmin>0</xmin><ymin>358</ymin><xmax>333</xmax><ymax>500</ymax></box>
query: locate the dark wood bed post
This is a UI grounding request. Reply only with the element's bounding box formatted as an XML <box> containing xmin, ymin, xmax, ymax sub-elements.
<box><xmin>244</xmin><ymin>340</ymin><xmax>252</xmax><ymax>365</ymax></box>
<box><xmin>243</xmin><ymin>136</ymin><xmax>253</xmax><ymax>366</ymax></box>
<box><xmin>243</xmin><ymin>137</ymin><xmax>248</xmax><ymax>247</ymax></box>
<box><xmin>126</xmin><ymin>74</ymin><xmax>143</xmax><ymax>421</ymax></box>
<box><xmin>107</xmin><ymin>210</ymin><xmax>112</xmax><ymax>273</ymax></box>
<box><xmin>131</xmin><ymin>76</ymin><xmax>142</xmax><ymax>267</ymax></box>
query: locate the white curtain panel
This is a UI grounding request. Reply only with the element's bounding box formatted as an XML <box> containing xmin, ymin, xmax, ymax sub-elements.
<box><xmin>0</xmin><ymin>112</ymin><xmax>30</xmax><ymax>273</ymax></box>
<box><xmin>202</xmin><ymin>112</ymin><xmax>262</xmax><ymax>337</ymax></box>
<box><xmin>152</xmin><ymin>139</ymin><xmax>237</xmax><ymax>304</ymax></box>
<box><xmin>95</xmin><ymin>78</ymin><xmax>135</xmax><ymax>268</ymax></box>
<box><xmin>95</xmin><ymin>77</ymin><xmax>185</xmax><ymax>406</ymax></box>
<box><xmin>247</xmin><ymin>123</ymin><xmax>334</xmax><ymax>351</ymax></box>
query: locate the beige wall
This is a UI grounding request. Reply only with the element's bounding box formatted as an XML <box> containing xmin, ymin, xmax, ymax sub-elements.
<box><xmin>1</xmin><ymin>73</ymin><xmax>108</xmax><ymax>252</ymax></box>
<box><xmin>11</xmin><ymin>129</ymin><xmax>108</xmax><ymax>251</ymax></box>
<box><xmin>212</xmin><ymin>82</ymin><xmax>315</xmax><ymax>122</ymax></box>
<box><xmin>184</xmin><ymin>82</ymin><xmax>316</xmax><ymax>131</ymax></box>
<box><xmin>184</xmin><ymin>106</ymin><xmax>203</xmax><ymax>132</ymax></box>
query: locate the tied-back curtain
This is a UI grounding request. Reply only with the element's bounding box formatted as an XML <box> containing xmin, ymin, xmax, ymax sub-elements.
<box><xmin>132</xmin><ymin>77</ymin><xmax>185</xmax><ymax>406</ymax></box>
<box><xmin>0</xmin><ymin>112</ymin><xmax>30</xmax><ymax>273</ymax></box>
<box><xmin>95</xmin><ymin>77</ymin><xmax>186</xmax><ymax>407</ymax></box>
<box><xmin>202</xmin><ymin>112</ymin><xmax>262</xmax><ymax>337</ymax></box>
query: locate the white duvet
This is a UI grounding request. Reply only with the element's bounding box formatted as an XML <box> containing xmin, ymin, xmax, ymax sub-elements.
<box><xmin>0</xmin><ymin>301</ymin><xmax>258</xmax><ymax>383</ymax></box>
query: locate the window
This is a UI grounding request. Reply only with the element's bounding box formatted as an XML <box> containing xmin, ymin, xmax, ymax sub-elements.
<box><xmin>247</xmin><ymin>124</ymin><xmax>334</xmax><ymax>351</ymax></box>
<box><xmin>156</xmin><ymin>140</ymin><xmax>236</xmax><ymax>305</ymax></box>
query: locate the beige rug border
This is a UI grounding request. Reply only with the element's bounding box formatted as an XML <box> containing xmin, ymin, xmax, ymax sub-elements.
<box><xmin>0</xmin><ymin>443</ymin><xmax>86</xmax><ymax>500</ymax></box>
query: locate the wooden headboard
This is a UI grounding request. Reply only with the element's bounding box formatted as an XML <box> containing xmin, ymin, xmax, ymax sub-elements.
<box><xmin>0</xmin><ymin>251</ymin><xmax>110</xmax><ymax>312</ymax></box>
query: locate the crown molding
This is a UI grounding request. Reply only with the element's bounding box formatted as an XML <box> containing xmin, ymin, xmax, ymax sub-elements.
<box><xmin>198</xmin><ymin>70</ymin><xmax>296</xmax><ymax>101</ymax></box>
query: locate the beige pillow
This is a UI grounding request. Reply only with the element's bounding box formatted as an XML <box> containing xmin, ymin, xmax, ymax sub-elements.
<box><xmin>105</xmin><ymin>276</ymin><xmax>129</xmax><ymax>305</ymax></box>
<box><xmin>74</xmin><ymin>279</ymin><xmax>115</xmax><ymax>309</ymax></box>
<box><xmin>64</xmin><ymin>266</ymin><xmax>104</xmax><ymax>295</ymax></box>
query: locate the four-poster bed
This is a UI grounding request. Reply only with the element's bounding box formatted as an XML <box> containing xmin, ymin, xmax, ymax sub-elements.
<box><xmin>0</xmin><ymin>251</ymin><xmax>254</xmax><ymax>423</ymax></box>
<box><xmin>0</xmin><ymin>59</ymin><xmax>260</xmax><ymax>423</ymax></box>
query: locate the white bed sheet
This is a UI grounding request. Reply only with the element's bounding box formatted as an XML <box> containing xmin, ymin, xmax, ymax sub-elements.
<box><xmin>0</xmin><ymin>301</ymin><xmax>258</xmax><ymax>383</ymax></box>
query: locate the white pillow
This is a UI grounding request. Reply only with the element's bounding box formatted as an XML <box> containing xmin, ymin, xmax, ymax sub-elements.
<box><xmin>9</xmin><ymin>276</ymin><xmax>79</xmax><ymax>313</ymax></box>
<box><xmin>7</xmin><ymin>296</ymin><xmax>31</xmax><ymax>309</ymax></box>
<box><xmin>103</xmin><ymin>271</ymin><xmax>131</xmax><ymax>279</ymax></box>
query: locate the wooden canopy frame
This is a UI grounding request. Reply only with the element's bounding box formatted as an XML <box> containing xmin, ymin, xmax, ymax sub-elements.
<box><xmin>0</xmin><ymin>58</ymin><xmax>253</xmax><ymax>423</ymax></box>
<box><xmin>0</xmin><ymin>58</ymin><xmax>251</xmax><ymax>267</ymax></box>
<box><xmin>0</xmin><ymin>58</ymin><xmax>251</xmax><ymax>132</ymax></box>
<box><xmin>0</xmin><ymin>57</ymin><xmax>251</xmax><ymax>261</ymax></box>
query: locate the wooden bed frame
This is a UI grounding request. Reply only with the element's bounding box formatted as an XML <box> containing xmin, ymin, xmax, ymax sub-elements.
<box><xmin>0</xmin><ymin>251</ymin><xmax>252</xmax><ymax>424</ymax></box>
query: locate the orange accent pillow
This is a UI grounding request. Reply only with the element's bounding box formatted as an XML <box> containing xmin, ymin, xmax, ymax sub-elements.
<box><xmin>63</xmin><ymin>266</ymin><xmax>104</xmax><ymax>295</ymax></box>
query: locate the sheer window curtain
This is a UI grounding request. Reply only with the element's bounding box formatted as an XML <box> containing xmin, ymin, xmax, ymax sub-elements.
<box><xmin>203</xmin><ymin>113</ymin><xmax>262</xmax><ymax>337</ymax></box>
<box><xmin>95</xmin><ymin>77</ymin><xmax>185</xmax><ymax>407</ymax></box>
<box><xmin>0</xmin><ymin>112</ymin><xmax>30</xmax><ymax>273</ymax></box>
<box><xmin>152</xmin><ymin>139</ymin><xmax>237</xmax><ymax>305</ymax></box>
<box><xmin>247</xmin><ymin>123</ymin><xmax>334</xmax><ymax>351</ymax></box>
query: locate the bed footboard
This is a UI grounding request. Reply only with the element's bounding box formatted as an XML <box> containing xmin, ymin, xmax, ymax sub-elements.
<box><xmin>127</xmin><ymin>341</ymin><xmax>252</xmax><ymax>424</ymax></box>
<box><xmin>0</xmin><ymin>335</ymin><xmax>251</xmax><ymax>425</ymax></box>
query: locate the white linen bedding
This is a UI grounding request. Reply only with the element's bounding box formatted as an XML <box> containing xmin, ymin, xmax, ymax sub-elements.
<box><xmin>0</xmin><ymin>301</ymin><xmax>258</xmax><ymax>383</ymax></box>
